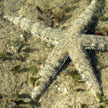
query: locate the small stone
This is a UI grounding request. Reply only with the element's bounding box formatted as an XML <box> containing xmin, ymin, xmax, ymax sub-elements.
<box><xmin>7</xmin><ymin>101</ymin><xmax>16</xmax><ymax>108</ymax></box>
<box><xmin>20</xmin><ymin>98</ymin><xmax>31</xmax><ymax>103</ymax></box>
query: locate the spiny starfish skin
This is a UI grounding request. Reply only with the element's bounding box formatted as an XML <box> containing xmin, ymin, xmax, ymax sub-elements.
<box><xmin>4</xmin><ymin>0</ymin><xmax>108</xmax><ymax>100</ymax></box>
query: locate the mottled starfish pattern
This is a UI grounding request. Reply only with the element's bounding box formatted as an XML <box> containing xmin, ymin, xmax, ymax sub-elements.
<box><xmin>4</xmin><ymin>0</ymin><xmax>108</xmax><ymax>100</ymax></box>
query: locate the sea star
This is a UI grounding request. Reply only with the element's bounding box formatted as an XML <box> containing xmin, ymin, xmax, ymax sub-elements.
<box><xmin>4</xmin><ymin>0</ymin><xmax>108</xmax><ymax>100</ymax></box>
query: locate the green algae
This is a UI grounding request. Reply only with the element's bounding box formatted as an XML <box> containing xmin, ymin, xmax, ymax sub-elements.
<box><xmin>11</xmin><ymin>65</ymin><xmax>27</xmax><ymax>73</ymax></box>
<box><xmin>29</xmin><ymin>77</ymin><xmax>37</xmax><ymax>87</ymax></box>
<box><xmin>81</xmin><ymin>104</ymin><xmax>88</xmax><ymax>108</ymax></box>
<box><xmin>96</xmin><ymin>93</ymin><xmax>103</xmax><ymax>102</ymax></box>
<box><xmin>29</xmin><ymin>65</ymin><xmax>39</xmax><ymax>74</ymax></box>
<box><xmin>0</xmin><ymin>50</ymin><xmax>9</xmax><ymax>61</ymax></box>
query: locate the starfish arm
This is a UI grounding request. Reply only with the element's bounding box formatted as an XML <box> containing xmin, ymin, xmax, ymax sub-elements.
<box><xmin>32</xmin><ymin>43</ymin><xmax>68</xmax><ymax>99</ymax></box>
<box><xmin>81</xmin><ymin>34</ymin><xmax>108</xmax><ymax>51</ymax></box>
<box><xmin>3</xmin><ymin>16</ymin><xmax>66</xmax><ymax>45</ymax></box>
<box><xmin>68</xmin><ymin>0</ymin><xmax>98</xmax><ymax>34</ymax></box>
<box><xmin>68</xmin><ymin>45</ymin><xmax>101</xmax><ymax>97</ymax></box>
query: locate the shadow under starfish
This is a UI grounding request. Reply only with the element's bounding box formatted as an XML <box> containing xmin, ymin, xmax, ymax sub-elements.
<box><xmin>4</xmin><ymin>0</ymin><xmax>108</xmax><ymax>101</ymax></box>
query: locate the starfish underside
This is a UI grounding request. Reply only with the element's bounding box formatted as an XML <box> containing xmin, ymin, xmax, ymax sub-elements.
<box><xmin>4</xmin><ymin>0</ymin><xmax>108</xmax><ymax>100</ymax></box>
